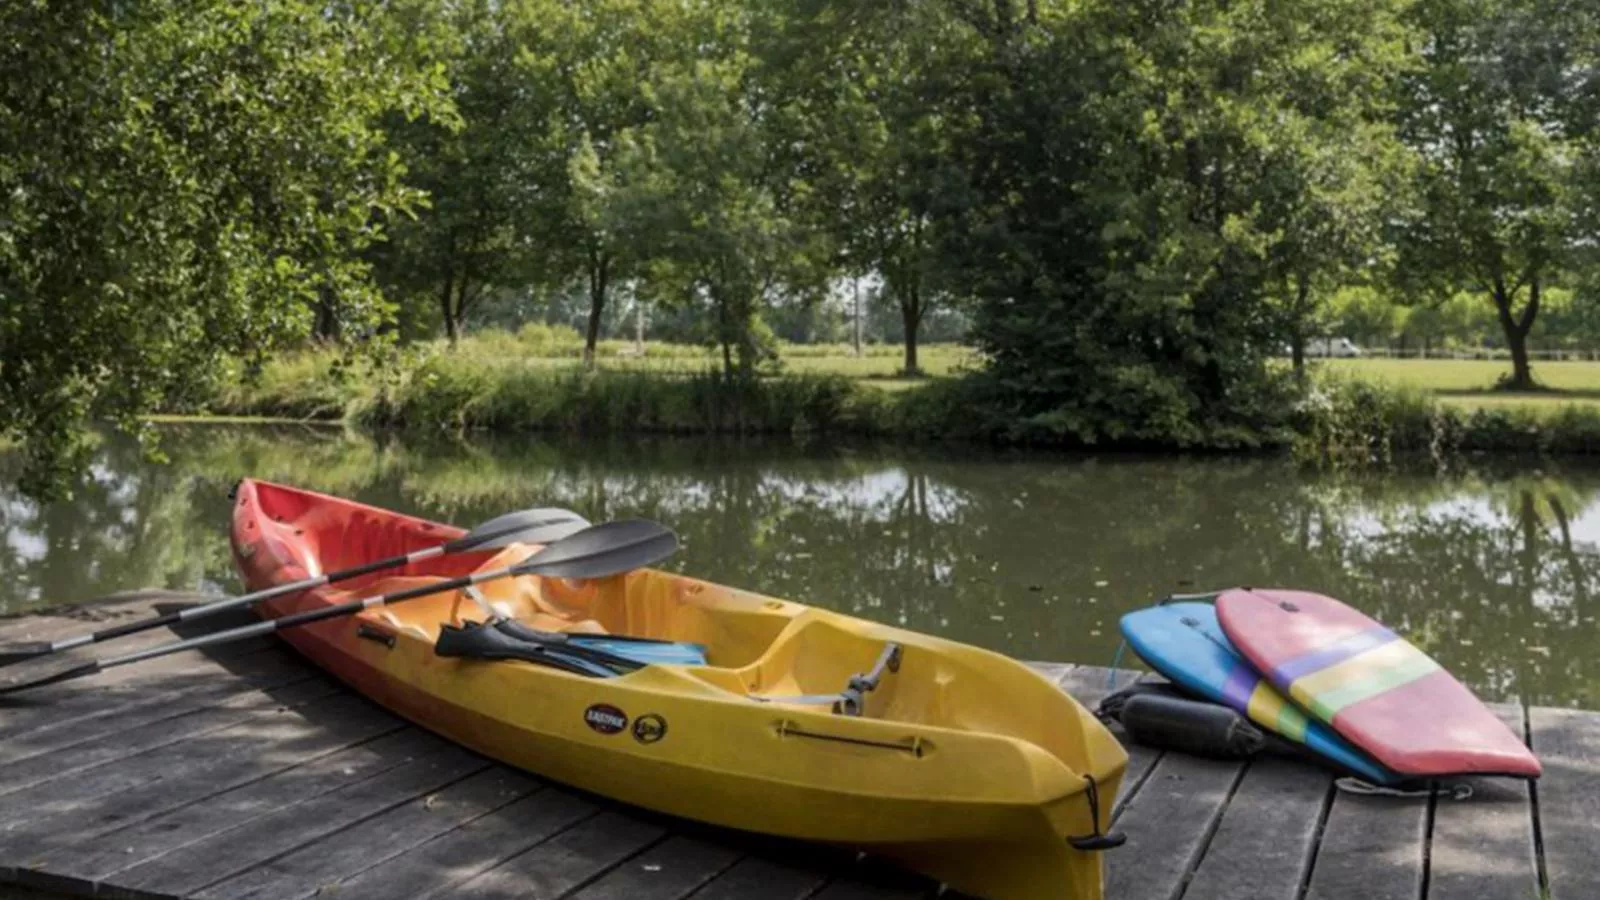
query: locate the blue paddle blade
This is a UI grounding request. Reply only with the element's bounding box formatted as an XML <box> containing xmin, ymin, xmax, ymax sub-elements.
<box><xmin>568</xmin><ymin>637</ymin><xmax>707</xmax><ymax>666</ymax></box>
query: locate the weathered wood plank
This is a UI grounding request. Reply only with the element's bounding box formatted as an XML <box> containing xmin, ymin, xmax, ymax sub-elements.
<box><xmin>567</xmin><ymin>835</ymin><xmax>741</xmax><ymax>900</ymax></box>
<box><xmin>0</xmin><ymin>681</ymin><xmax>355</xmax><ymax>834</ymax></box>
<box><xmin>323</xmin><ymin>786</ymin><xmax>598</xmax><ymax>900</ymax></box>
<box><xmin>27</xmin><ymin>727</ymin><xmax>449</xmax><ymax>883</ymax></box>
<box><xmin>0</xmin><ymin>593</ymin><xmax>205</xmax><ymax>643</ymax></box>
<box><xmin>115</xmin><ymin>742</ymin><xmax>489</xmax><ymax>897</ymax></box>
<box><xmin>194</xmin><ymin>767</ymin><xmax>539</xmax><ymax>900</ymax></box>
<box><xmin>453</xmin><ymin>811</ymin><xmax>665</xmax><ymax>899</ymax></box>
<box><xmin>0</xmin><ymin>669</ymin><xmax>320</xmax><ymax>796</ymax></box>
<box><xmin>0</xmin><ymin>647</ymin><xmax>305</xmax><ymax>765</ymax></box>
<box><xmin>0</xmin><ymin>697</ymin><xmax>401</xmax><ymax>872</ymax></box>
<box><xmin>1102</xmin><ymin>753</ymin><xmax>1246</xmax><ymax>900</ymax></box>
<box><xmin>0</xmin><ymin>640</ymin><xmax>286</xmax><ymax>740</ymax></box>
<box><xmin>1025</xmin><ymin>661</ymin><xmax>1075</xmax><ymax>686</ymax></box>
<box><xmin>684</xmin><ymin>856</ymin><xmax>831</xmax><ymax>900</ymax></box>
<box><xmin>1530</xmin><ymin>705</ymin><xmax>1600</xmax><ymax>900</ymax></box>
<box><xmin>1427</xmin><ymin>703</ymin><xmax>1539</xmax><ymax>900</ymax></box>
<box><xmin>1181</xmin><ymin>756</ymin><xmax>1333</xmax><ymax>900</ymax></box>
<box><xmin>1110</xmin><ymin>744</ymin><xmax>1162</xmax><ymax>822</ymax></box>
<box><xmin>1055</xmin><ymin>664</ymin><xmax>1121</xmax><ymax>710</ymax></box>
<box><xmin>1302</xmin><ymin>789</ymin><xmax>1427</xmax><ymax>900</ymax></box>
<box><xmin>808</xmin><ymin>870</ymin><xmax>931</xmax><ymax>900</ymax></box>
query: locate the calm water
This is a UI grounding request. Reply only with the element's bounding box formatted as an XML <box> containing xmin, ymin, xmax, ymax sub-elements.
<box><xmin>3</xmin><ymin>425</ymin><xmax>1598</xmax><ymax>707</ymax></box>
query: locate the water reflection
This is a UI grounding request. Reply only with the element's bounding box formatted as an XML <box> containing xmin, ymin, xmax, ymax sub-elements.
<box><xmin>3</xmin><ymin>426</ymin><xmax>1599</xmax><ymax>707</ymax></box>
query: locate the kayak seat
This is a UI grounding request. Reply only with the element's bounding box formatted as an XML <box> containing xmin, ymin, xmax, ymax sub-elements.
<box><xmin>749</xmin><ymin>640</ymin><xmax>903</xmax><ymax>716</ymax></box>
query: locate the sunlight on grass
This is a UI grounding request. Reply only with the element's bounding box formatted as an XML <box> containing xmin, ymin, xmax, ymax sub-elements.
<box><xmin>1320</xmin><ymin>358</ymin><xmax>1600</xmax><ymax>394</ymax></box>
<box><xmin>1321</xmin><ymin>359</ymin><xmax>1600</xmax><ymax>411</ymax></box>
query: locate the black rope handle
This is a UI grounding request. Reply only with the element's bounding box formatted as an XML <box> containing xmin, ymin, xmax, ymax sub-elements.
<box><xmin>1067</xmin><ymin>774</ymin><xmax>1128</xmax><ymax>851</ymax></box>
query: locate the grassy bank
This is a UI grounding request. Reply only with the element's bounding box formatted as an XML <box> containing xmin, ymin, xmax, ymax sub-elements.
<box><xmin>187</xmin><ymin>335</ymin><xmax>1600</xmax><ymax>464</ymax></box>
<box><xmin>1294</xmin><ymin>378</ymin><xmax>1600</xmax><ymax>465</ymax></box>
<box><xmin>199</xmin><ymin>331</ymin><xmax>974</xmax><ymax>424</ymax></box>
<box><xmin>1318</xmin><ymin>358</ymin><xmax>1600</xmax><ymax>412</ymax></box>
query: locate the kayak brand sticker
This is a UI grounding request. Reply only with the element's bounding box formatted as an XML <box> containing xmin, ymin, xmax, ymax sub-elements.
<box><xmin>632</xmin><ymin>714</ymin><xmax>667</xmax><ymax>745</ymax></box>
<box><xmin>584</xmin><ymin>704</ymin><xmax>629</xmax><ymax>735</ymax></box>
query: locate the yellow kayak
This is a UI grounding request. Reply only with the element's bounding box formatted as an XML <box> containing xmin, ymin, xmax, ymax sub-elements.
<box><xmin>229</xmin><ymin>478</ymin><xmax>1126</xmax><ymax>899</ymax></box>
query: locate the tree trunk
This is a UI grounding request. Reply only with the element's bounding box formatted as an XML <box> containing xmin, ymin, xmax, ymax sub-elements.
<box><xmin>900</xmin><ymin>284</ymin><xmax>923</xmax><ymax>376</ymax></box>
<box><xmin>1492</xmin><ymin>272</ymin><xmax>1539</xmax><ymax>389</ymax></box>
<box><xmin>716</xmin><ymin>292</ymin><xmax>734</xmax><ymax>384</ymax></box>
<box><xmin>1290</xmin><ymin>272</ymin><xmax>1309</xmax><ymax>377</ymax></box>
<box><xmin>583</xmin><ymin>251</ymin><xmax>609</xmax><ymax>369</ymax></box>
<box><xmin>853</xmin><ymin>279</ymin><xmax>863</xmax><ymax>357</ymax></box>
<box><xmin>313</xmin><ymin>290</ymin><xmax>339</xmax><ymax>342</ymax></box>
<box><xmin>439</xmin><ymin>272</ymin><xmax>457</xmax><ymax>344</ymax></box>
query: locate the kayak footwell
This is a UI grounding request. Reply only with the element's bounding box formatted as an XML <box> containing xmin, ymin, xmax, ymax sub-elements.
<box><xmin>0</xmin><ymin>597</ymin><xmax>1579</xmax><ymax>900</ymax></box>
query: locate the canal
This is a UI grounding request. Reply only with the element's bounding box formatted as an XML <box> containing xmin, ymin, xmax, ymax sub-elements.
<box><xmin>3</xmin><ymin>425</ymin><xmax>1596</xmax><ymax>707</ymax></box>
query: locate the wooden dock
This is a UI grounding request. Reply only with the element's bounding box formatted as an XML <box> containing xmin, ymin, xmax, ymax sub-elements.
<box><xmin>0</xmin><ymin>593</ymin><xmax>1590</xmax><ymax>900</ymax></box>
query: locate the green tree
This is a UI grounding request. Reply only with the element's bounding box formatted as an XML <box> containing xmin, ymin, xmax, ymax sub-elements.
<box><xmin>374</xmin><ymin>0</ymin><xmax>563</xmax><ymax>344</ymax></box>
<box><xmin>1328</xmin><ymin>286</ymin><xmax>1405</xmax><ymax>349</ymax></box>
<box><xmin>948</xmin><ymin>0</ymin><xmax>1409</xmax><ymax>445</ymax></box>
<box><xmin>1267</xmin><ymin>124</ymin><xmax>1410</xmax><ymax>373</ymax></box>
<box><xmin>517</xmin><ymin>0</ymin><xmax>683</xmax><ymax>366</ymax></box>
<box><xmin>1400</xmin><ymin>290</ymin><xmax>1496</xmax><ymax>353</ymax></box>
<box><xmin>765</xmin><ymin>0</ymin><xmax>975</xmax><ymax>375</ymax></box>
<box><xmin>607</xmin><ymin>5</ymin><xmax>825</xmax><ymax>379</ymax></box>
<box><xmin>0</xmin><ymin>0</ymin><xmax>448</xmax><ymax>494</ymax></box>
<box><xmin>1393</xmin><ymin>0</ymin><xmax>1583</xmax><ymax>388</ymax></box>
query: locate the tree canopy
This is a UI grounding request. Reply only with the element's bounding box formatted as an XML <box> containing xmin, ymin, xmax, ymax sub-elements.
<box><xmin>5</xmin><ymin>0</ymin><xmax>1600</xmax><ymax>489</ymax></box>
<box><xmin>0</xmin><ymin>0</ymin><xmax>449</xmax><ymax>491</ymax></box>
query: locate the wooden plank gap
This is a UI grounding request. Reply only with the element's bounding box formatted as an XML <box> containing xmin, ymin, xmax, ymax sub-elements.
<box><xmin>1425</xmin><ymin>703</ymin><xmax>1539</xmax><ymax>900</ymax></box>
<box><xmin>1527</xmin><ymin>701</ymin><xmax>1551</xmax><ymax>900</ymax></box>
<box><xmin>1419</xmin><ymin>781</ymin><xmax>1439</xmax><ymax>900</ymax></box>
<box><xmin>176</xmin><ymin>762</ymin><xmax>505</xmax><ymax>893</ymax></box>
<box><xmin>1171</xmin><ymin>759</ymin><xmax>1252</xmax><ymax>900</ymax></box>
<box><xmin>1293</xmin><ymin>774</ymin><xmax>1339</xmax><ymax>900</ymax></box>
<box><xmin>116</xmin><ymin>746</ymin><xmax>492</xmax><ymax>897</ymax></box>
<box><xmin>1110</xmin><ymin>746</ymin><xmax>1165</xmax><ymax>825</ymax></box>
<box><xmin>192</xmin><ymin>766</ymin><xmax>540</xmax><ymax>899</ymax></box>
<box><xmin>551</xmin><ymin>830</ymin><xmax>675</xmax><ymax>900</ymax></box>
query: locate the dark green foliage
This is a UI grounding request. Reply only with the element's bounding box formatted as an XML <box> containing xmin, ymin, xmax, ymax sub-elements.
<box><xmin>9</xmin><ymin>0</ymin><xmax>1600</xmax><ymax>497</ymax></box>
<box><xmin>359</xmin><ymin>360</ymin><xmax>871</xmax><ymax>438</ymax></box>
<box><xmin>1293</xmin><ymin>379</ymin><xmax>1600</xmax><ymax>464</ymax></box>
<box><xmin>1392</xmin><ymin>0</ymin><xmax>1594</xmax><ymax>388</ymax></box>
<box><xmin>0</xmin><ymin>0</ymin><xmax>448</xmax><ymax>496</ymax></box>
<box><xmin>932</xmin><ymin>0</ymin><xmax>1412</xmax><ymax>449</ymax></box>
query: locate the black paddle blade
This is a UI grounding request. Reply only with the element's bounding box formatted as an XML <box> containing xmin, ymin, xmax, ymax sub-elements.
<box><xmin>0</xmin><ymin>642</ymin><xmax>53</xmax><ymax>668</ymax></box>
<box><xmin>515</xmin><ymin>519</ymin><xmax>678</xmax><ymax>580</ymax></box>
<box><xmin>452</xmin><ymin>508</ymin><xmax>592</xmax><ymax>553</ymax></box>
<box><xmin>0</xmin><ymin>658</ymin><xmax>103</xmax><ymax>697</ymax></box>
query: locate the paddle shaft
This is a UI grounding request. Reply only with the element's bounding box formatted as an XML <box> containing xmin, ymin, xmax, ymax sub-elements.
<box><xmin>101</xmin><ymin>563</ymin><xmax>522</xmax><ymax>668</ymax></box>
<box><xmin>40</xmin><ymin>518</ymin><xmax>539</xmax><ymax>653</ymax></box>
<box><xmin>0</xmin><ymin>517</ymin><xmax>676</xmax><ymax>696</ymax></box>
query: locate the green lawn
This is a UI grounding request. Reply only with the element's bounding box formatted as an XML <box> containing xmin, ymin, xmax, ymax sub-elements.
<box><xmin>515</xmin><ymin>342</ymin><xmax>977</xmax><ymax>382</ymax></box>
<box><xmin>1318</xmin><ymin>358</ymin><xmax>1600</xmax><ymax>414</ymax></box>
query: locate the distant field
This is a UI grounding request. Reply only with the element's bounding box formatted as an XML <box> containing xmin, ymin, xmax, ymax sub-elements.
<box><xmin>519</xmin><ymin>342</ymin><xmax>978</xmax><ymax>382</ymax></box>
<box><xmin>1318</xmin><ymin>358</ymin><xmax>1600</xmax><ymax>413</ymax></box>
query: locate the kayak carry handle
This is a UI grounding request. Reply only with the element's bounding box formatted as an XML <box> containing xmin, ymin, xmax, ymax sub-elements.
<box><xmin>1066</xmin><ymin>775</ymin><xmax>1127</xmax><ymax>852</ymax></box>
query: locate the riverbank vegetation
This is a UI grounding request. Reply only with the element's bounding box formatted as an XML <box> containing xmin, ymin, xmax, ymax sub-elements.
<box><xmin>186</xmin><ymin>336</ymin><xmax>1600</xmax><ymax>466</ymax></box>
<box><xmin>5</xmin><ymin>0</ymin><xmax>1600</xmax><ymax>494</ymax></box>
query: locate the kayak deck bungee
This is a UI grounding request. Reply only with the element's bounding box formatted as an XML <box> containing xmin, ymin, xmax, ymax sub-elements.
<box><xmin>230</xmin><ymin>479</ymin><xmax>1127</xmax><ymax>900</ymax></box>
